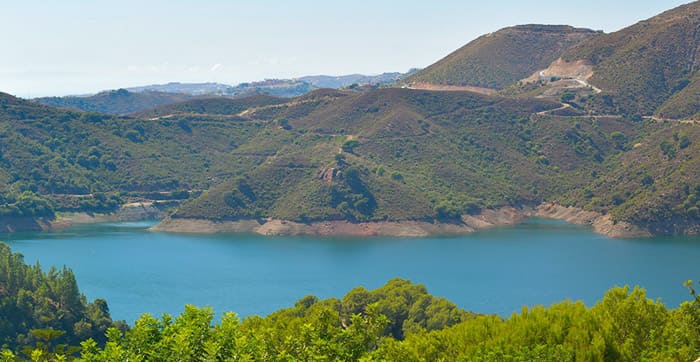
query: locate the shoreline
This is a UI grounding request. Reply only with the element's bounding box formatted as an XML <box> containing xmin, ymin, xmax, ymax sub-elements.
<box><xmin>150</xmin><ymin>203</ymin><xmax>651</xmax><ymax>238</ymax></box>
<box><xmin>0</xmin><ymin>202</ymin><xmax>652</xmax><ymax>238</ymax></box>
<box><xmin>0</xmin><ymin>202</ymin><xmax>166</xmax><ymax>233</ymax></box>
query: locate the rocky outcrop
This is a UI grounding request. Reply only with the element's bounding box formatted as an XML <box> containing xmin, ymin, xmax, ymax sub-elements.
<box><xmin>318</xmin><ymin>168</ymin><xmax>343</xmax><ymax>182</ymax></box>
<box><xmin>534</xmin><ymin>203</ymin><xmax>650</xmax><ymax>238</ymax></box>
<box><xmin>461</xmin><ymin>206</ymin><xmax>529</xmax><ymax>230</ymax></box>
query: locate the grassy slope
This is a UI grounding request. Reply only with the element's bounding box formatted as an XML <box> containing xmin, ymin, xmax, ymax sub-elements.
<box><xmin>563</xmin><ymin>1</ymin><xmax>700</xmax><ymax>117</ymax></box>
<box><xmin>406</xmin><ymin>25</ymin><xmax>596</xmax><ymax>89</ymax></box>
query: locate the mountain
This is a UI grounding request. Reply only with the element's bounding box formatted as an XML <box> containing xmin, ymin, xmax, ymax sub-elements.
<box><xmin>34</xmin><ymin>89</ymin><xmax>197</xmax><ymax>115</ymax></box>
<box><xmin>555</xmin><ymin>1</ymin><xmax>700</xmax><ymax>118</ymax></box>
<box><xmin>405</xmin><ymin>25</ymin><xmax>597</xmax><ymax>90</ymax></box>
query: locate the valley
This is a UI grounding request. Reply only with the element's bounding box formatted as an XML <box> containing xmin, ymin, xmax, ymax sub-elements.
<box><xmin>3</xmin><ymin>1</ymin><xmax>700</xmax><ymax>360</ymax></box>
<box><xmin>3</xmin><ymin>4</ymin><xmax>700</xmax><ymax>238</ymax></box>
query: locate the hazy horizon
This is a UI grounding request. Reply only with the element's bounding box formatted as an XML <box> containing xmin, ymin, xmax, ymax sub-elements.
<box><xmin>2</xmin><ymin>0</ymin><xmax>690</xmax><ymax>98</ymax></box>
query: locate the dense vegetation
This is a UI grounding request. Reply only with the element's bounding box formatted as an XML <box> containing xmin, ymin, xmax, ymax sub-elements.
<box><xmin>406</xmin><ymin>25</ymin><xmax>596</xmax><ymax>89</ymax></box>
<box><xmin>9</xmin><ymin>80</ymin><xmax>700</xmax><ymax>235</ymax></box>
<box><xmin>173</xmin><ymin>88</ymin><xmax>646</xmax><ymax>224</ymax></box>
<box><xmin>0</xmin><ymin>92</ymin><xmax>272</xmax><ymax>220</ymax></box>
<box><xmin>34</xmin><ymin>89</ymin><xmax>196</xmax><ymax>115</ymax></box>
<box><xmin>562</xmin><ymin>1</ymin><xmax>700</xmax><ymax>118</ymax></box>
<box><xmin>1</xmin><ymin>240</ymin><xmax>698</xmax><ymax>361</ymax></box>
<box><xmin>0</xmin><ymin>243</ymin><xmax>117</xmax><ymax>355</ymax></box>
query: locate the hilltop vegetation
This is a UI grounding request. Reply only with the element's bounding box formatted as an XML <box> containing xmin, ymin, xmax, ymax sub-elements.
<box><xmin>2</xmin><ymin>240</ymin><xmax>699</xmax><ymax>361</ymax></box>
<box><xmin>406</xmin><ymin>25</ymin><xmax>596</xmax><ymax>89</ymax></box>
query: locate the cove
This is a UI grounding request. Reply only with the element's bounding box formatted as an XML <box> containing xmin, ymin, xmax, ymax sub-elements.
<box><xmin>2</xmin><ymin>219</ymin><xmax>699</xmax><ymax>323</ymax></box>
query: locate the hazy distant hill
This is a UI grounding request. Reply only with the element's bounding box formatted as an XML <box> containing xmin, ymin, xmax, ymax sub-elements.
<box><xmin>127</xmin><ymin>82</ymin><xmax>233</xmax><ymax>95</ymax></box>
<box><xmin>34</xmin><ymin>89</ymin><xmax>197</xmax><ymax>115</ymax></box>
<box><xmin>131</xmin><ymin>94</ymin><xmax>287</xmax><ymax>118</ymax></box>
<box><xmin>560</xmin><ymin>1</ymin><xmax>700</xmax><ymax>118</ymax></box>
<box><xmin>406</xmin><ymin>25</ymin><xmax>597</xmax><ymax>89</ymax></box>
<box><xmin>299</xmin><ymin>72</ymin><xmax>411</xmax><ymax>89</ymax></box>
<box><xmin>123</xmin><ymin>72</ymin><xmax>412</xmax><ymax>99</ymax></box>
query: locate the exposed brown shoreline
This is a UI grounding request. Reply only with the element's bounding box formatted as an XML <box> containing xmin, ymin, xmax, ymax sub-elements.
<box><xmin>0</xmin><ymin>202</ymin><xmax>165</xmax><ymax>233</ymax></box>
<box><xmin>150</xmin><ymin>203</ymin><xmax>651</xmax><ymax>238</ymax></box>
<box><xmin>0</xmin><ymin>202</ymin><xmax>653</xmax><ymax>238</ymax></box>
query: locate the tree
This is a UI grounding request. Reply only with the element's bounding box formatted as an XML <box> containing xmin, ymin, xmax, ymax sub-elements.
<box><xmin>341</xmin><ymin>140</ymin><xmax>360</xmax><ymax>154</ymax></box>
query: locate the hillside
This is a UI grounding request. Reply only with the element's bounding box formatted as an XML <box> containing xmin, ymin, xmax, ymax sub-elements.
<box><xmin>166</xmin><ymin>84</ymin><xmax>700</xmax><ymax>236</ymax></box>
<box><xmin>10</xmin><ymin>78</ymin><xmax>700</xmax><ymax>237</ymax></box>
<box><xmin>560</xmin><ymin>1</ymin><xmax>700</xmax><ymax>117</ymax></box>
<box><xmin>0</xmin><ymin>91</ymin><xmax>275</xmax><ymax>222</ymax></box>
<box><xmin>131</xmin><ymin>94</ymin><xmax>287</xmax><ymax>118</ymax></box>
<box><xmin>405</xmin><ymin>25</ymin><xmax>597</xmax><ymax>89</ymax></box>
<box><xmin>34</xmin><ymin>89</ymin><xmax>197</xmax><ymax>115</ymax></box>
<box><xmin>171</xmin><ymin>88</ymin><xmax>634</xmax><ymax>225</ymax></box>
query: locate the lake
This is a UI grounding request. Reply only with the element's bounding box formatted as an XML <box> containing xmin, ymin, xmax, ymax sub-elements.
<box><xmin>2</xmin><ymin>219</ymin><xmax>699</xmax><ymax>323</ymax></box>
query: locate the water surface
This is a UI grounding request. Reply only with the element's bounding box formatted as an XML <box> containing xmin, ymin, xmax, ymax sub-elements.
<box><xmin>3</xmin><ymin>219</ymin><xmax>699</xmax><ymax>322</ymax></box>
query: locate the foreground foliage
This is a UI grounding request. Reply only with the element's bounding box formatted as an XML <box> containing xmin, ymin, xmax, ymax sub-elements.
<box><xmin>0</xmin><ymin>243</ymin><xmax>116</xmax><ymax>355</ymax></box>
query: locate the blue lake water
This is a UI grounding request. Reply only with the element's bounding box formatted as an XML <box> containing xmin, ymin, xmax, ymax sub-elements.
<box><xmin>2</xmin><ymin>219</ymin><xmax>699</xmax><ymax>323</ymax></box>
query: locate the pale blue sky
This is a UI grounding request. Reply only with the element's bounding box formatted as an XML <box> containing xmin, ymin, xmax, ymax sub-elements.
<box><xmin>0</xmin><ymin>0</ymin><xmax>690</xmax><ymax>97</ymax></box>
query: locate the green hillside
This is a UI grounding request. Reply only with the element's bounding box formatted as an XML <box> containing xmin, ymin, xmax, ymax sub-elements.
<box><xmin>9</xmin><ymin>80</ymin><xmax>700</xmax><ymax>236</ymax></box>
<box><xmin>406</xmin><ymin>25</ymin><xmax>596</xmax><ymax>89</ymax></box>
<box><xmin>0</xmin><ymin>92</ymin><xmax>270</xmax><ymax>218</ymax></box>
<box><xmin>173</xmin><ymin>88</ymin><xmax>639</xmax><ymax>223</ymax></box>
<box><xmin>558</xmin><ymin>120</ymin><xmax>700</xmax><ymax>234</ymax></box>
<box><xmin>563</xmin><ymin>1</ymin><xmax>700</xmax><ymax>117</ymax></box>
<box><xmin>34</xmin><ymin>89</ymin><xmax>197</xmax><ymax>115</ymax></box>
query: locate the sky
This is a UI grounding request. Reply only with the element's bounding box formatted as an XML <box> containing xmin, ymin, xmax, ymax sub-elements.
<box><xmin>0</xmin><ymin>0</ymin><xmax>691</xmax><ymax>97</ymax></box>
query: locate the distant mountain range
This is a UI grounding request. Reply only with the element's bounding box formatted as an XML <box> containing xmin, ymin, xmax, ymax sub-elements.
<box><xmin>34</xmin><ymin>72</ymin><xmax>414</xmax><ymax>114</ymax></box>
